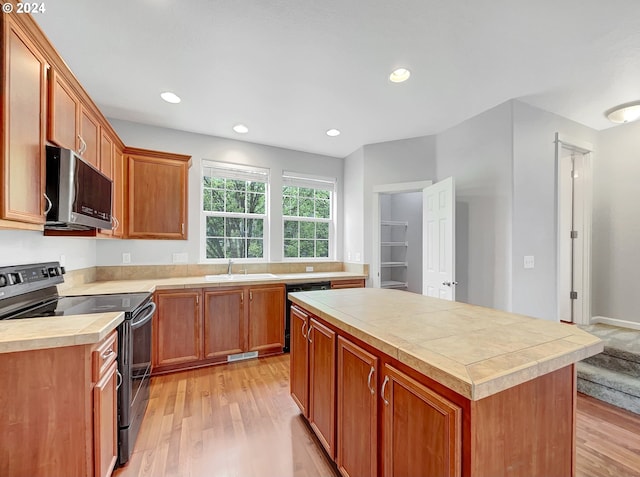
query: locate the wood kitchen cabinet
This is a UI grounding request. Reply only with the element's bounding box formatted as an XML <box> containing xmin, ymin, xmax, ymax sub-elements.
<box><xmin>48</xmin><ymin>67</ymin><xmax>80</xmax><ymax>152</ymax></box>
<box><xmin>92</xmin><ymin>332</ymin><xmax>118</xmax><ymax>477</ymax></box>
<box><xmin>153</xmin><ymin>289</ymin><xmax>202</xmax><ymax>369</ymax></box>
<box><xmin>154</xmin><ymin>284</ymin><xmax>284</xmax><ymax>375</ymax></box>
<box><xmin>97</xmin><ymin>130</ymin><xmax>114</xmax><ymax>237</ymax></box>
<box><xmin>204</xmin><ymin>288</ymin><xmax>245</xmax><ymax>359</ymax></box>
<box><xmin>248</xmin><ymin>285</ymin><xmax>285</xmax><ymax>354</ymax></box>
<box><xmin>111</xmin><ymin>145</ymin><xmax>125</xmax><ymax>237</ymax></box>
<box><xmin>290</xmin><ymin>305</ymin><xmax>310</xmax><ymax>416</ymax></box>
<box><xmin>0</xmin><ymin>329</ymin><xmax>119</xmax><ymax>477</ymax></box>
<box><xmin>337</xmin><ymin>336</ymin><xmax>378</xmax><ymax>477</ymax></box>
<box><xmin>308</xmin><ymin>318</ymin><xmax>337</xmax><ymax>458</ymax></box>
<box><xmin>125</xmin><ymin>147</ymin><xmax>191</xmax><ymax>240</ymax></box>
<box><xmin>381</xmin><ymin>364</ymin><xmax>461</xmax><ymax>477</ymax></box>
<box><xmin>48</xmin><ymin>68</ymin><xmax>100</xmax><ymax>169</ymax></box>
<box><xmin>1</xmin><ymin>14</ymin><xmax>48</xmax><ymax>226</ymax></box>
<box><xmin>79</xmin><ymin>105</ymin><xmax>100</xmax><ymax>168</ymax></box>
<box><xmin>331</xmin><ymin>279</ymin><xmax>365</xmax><ymax>289</ymax></box>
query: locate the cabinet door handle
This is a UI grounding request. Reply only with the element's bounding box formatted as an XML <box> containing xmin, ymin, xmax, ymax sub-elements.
<box><xmin>77</xmin><ymin>135</ymin><xmax>87</xmax><ymax>155</ymax></box>
<box><xmin>301</xmin><ymin>321</ymin><xmax>307</xmax><ymax>339</ymax></box>
<box><xmin>116</xmin><ymin>369</ymin><xmax>123</xmax><ymax>390</ymax></box>
<box><xmin>250</xmin><ymin>291</ymin><xmax>253</xmax><ymax>301</ymax></box>
<box><xmin>241</xmin><ymin>292</ymin><xmax>244</xmax><ymax>304</ymax></box>
<box><xmin>181</xmin><ymin>223</ymin><xmax>185</xmax><ymax>235</ymax></box>
<box><xmin>307</xmin><ymin>324</ymin><xmax>313</xmax><ymax>343</ymax></box>
<box><xmin>367</xmin><ymin>366</ymin><xmax>375</xmax><ymax>395</ymax></box>
<box><xmin>196</xmin><ymin>294</ymin><xmax>199</xmax><ymax>305</ymax></box>
<box><xmin>101</xmin><ymin>348</ymin><xmax>115</xmax><ymax>360</ymax></box>
<box><xmin>381</xmin><ymin>375</ymin><xmax>390</xmax><ymax>405</ymax></box>
<box><xmin>111</xmin><ymin>215</ymin><xmax>120</xmax><ymax>231</ymax></box>
<box><xmin>43</xmin><ymin>193</ymin><xmax>52</xmax><ymax>215</ymax></box>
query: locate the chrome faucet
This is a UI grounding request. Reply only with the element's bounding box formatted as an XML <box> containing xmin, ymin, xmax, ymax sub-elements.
<box><xmin>227</xmin><ymin>258</ymin><xmax>233</xmax><ymax>275</ymax></box>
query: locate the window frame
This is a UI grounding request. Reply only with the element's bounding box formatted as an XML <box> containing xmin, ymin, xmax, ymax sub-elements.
<box><xmin>200</xmin><ymin>160</ymin><xmax>270</xmax><ymax>263</ymax></box>
<box><xmin>281</xmin><ymin>171</ymin><xmax>336</xmax><ymax>261</ymax></box>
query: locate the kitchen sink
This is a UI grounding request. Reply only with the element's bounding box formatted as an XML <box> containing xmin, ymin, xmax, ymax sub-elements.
<box><xmin>204</xmin><ymin>273</ymin><xmax>278</xmax><ymax>281</ymax></box>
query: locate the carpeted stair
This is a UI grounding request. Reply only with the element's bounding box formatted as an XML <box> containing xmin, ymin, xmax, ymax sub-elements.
<box><xmin>577</xmin><ymin>323</ymin><xmax>640</xmax><ymax>414</ymax></box>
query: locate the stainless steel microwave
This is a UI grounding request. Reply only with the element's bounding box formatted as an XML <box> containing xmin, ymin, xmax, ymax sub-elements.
<box><xmin>45</xmin><ymin>145</ymin><xmax>113</xmax><ymax>230</ymax></box>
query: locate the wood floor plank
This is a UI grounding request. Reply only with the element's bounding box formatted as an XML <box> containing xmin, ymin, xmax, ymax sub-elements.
<box><xmin>115</xmin><ymin>357</ymin><xmax>640</xmax><ymax>477</ymax></box>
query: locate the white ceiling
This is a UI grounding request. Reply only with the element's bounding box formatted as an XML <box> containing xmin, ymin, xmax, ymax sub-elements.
<box><xmin>34</xmin><ymin>0</ymin><xmax>640</xmax><ymax>158</ymax></box>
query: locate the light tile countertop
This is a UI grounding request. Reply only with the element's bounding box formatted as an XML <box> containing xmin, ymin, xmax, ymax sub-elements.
<box><xmin>289</xmin><ymin>287</ymin><xmax>603</xmax><ymax>401</ymax></box>
<box><xmin>0</xmin><ymin>312</ymin><xmax>124</xmax><ymax>354</ymax></box>
<box><xmin>0</xmin><ymin>271</ymin><xmax>365</xmax><ymax>353</ymax></box>
<box><xmin>60</xmin><ymin>271</ymin><xmax>366</xmax><ymax>296</ymax></box>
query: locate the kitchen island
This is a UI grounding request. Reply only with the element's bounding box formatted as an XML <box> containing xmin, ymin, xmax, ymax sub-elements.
<box><xmin>288</xmin><ymin>287</ymin><xmax>603</xmax><ymax>477</ymax></box>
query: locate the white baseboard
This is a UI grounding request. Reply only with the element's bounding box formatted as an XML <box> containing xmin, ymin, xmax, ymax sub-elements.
<box><xmin>591</xmin><ymin>316</ymin><xmax>640</xmax><ymax>331</ymax></box>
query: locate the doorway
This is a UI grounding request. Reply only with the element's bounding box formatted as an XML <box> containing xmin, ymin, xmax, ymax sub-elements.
<box><xmin>556</xmin><ymin>133</ymin><xmax>593</xmax><ymax>324</ymax></box>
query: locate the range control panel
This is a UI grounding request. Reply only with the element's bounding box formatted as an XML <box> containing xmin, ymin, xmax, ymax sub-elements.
<box><xmin>0</xmin><ymin>262</ymin><xmax>65</xmax><ymax>300</ymax></box>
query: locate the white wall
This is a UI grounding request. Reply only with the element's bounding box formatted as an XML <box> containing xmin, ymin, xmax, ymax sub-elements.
<box><xmin>343</xmin><ymin>147</ymin><xmax>364</xmax><ymax>262</ymax></box>
<box><xmin>436</xmin><ymin>102</ymin><xmax>513</xmax><ymax>310</ymax></box>
<box><xmin>592</xmin><ymin>120</ymin><xmax>640</xmax><ymax>324</ymax></box>
<box><xmin>512</xmin><ymin>101</ymin><xmax>598</xmax><ymax>320</ymax></box>
<box><xmin>0</xmin><ymin>230</ymin><xmax>96</xmax><ymax>270</ymax></box>
<box><xmin>98</xmin><ymin>120</ymin><xmax>344</xmax><ymax>265</ymax></box>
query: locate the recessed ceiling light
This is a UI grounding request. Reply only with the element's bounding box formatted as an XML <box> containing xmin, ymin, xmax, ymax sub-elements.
<box><xmin>233</xmin><ymin>124</ymin><xmax>249</xmax><ymax>134</ymax></box>
<box><xmin>160</xmin><ymin>91</ymin><xmax>181</xmax><ymax>104</ymax></box>
<box><xmin>606</xmin><ymin>101</ymin><xmax>640</xmax><ymax>124</ymax></box>
<box><xmin>389</xmin><ymin>68</ymin><xmax>411</xmax><ymax>83</ymax></box>
<box><xmin>326</xmin><ymin>128</ymin><xmax>341</xmax><ymax>137</ymax></box>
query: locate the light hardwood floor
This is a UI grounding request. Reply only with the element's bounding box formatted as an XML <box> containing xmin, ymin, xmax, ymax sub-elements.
<box><xmin>115</xmin><ymin>355</ymin><xmax>640</xmax><ymax>477</ymax></box>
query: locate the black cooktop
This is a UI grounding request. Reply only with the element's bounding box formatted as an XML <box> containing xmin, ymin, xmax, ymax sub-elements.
<box><xmin>3</xmin><ymin>292</ymin><xmax>151</xmax><ymax>320</ymax></box>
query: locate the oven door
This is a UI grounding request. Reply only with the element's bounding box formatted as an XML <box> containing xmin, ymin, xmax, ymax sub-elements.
<box><xmin>118</xmin><ymin>299</ymin><xmax>155</xmax><ymax>465</ymax></box>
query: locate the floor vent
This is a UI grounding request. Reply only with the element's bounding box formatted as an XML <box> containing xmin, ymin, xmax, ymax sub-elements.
<box><xmin>227</xmin><ymin>351</ymin><xmax>259</xmax><ymax>363</ymax></box>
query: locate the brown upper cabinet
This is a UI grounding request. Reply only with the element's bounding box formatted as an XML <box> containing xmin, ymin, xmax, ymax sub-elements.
<box><xmin>125</xmin><ymin>147</ymin><xmax>191</xmax><ymax>240</ymax></box>
<box><xmin>111</xmin><ymin>145</ymin><xmax>125</xmax><ymax>238</ymax></box>
<box><xmin>79</xmin><ymin>104</ymin><xmax>100</xmax><ymax>168</ymax></box>
<box><xmin>48</xmin><ymin>68</ymin><xmax>100</xmax><ymax>169</ymax></box>
<box><xmin>1</xmin><ymin>15</ymin><xmax>48</xmax><ymax>226</ymax></box>
<box><xmin>48</xmin><ymin>68</ymin><xmax>79</xmax><ymax>152</ymax></box>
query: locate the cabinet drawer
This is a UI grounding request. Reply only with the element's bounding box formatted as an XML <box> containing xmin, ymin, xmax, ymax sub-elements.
<box><xmin>93</xmin><ymin>331</ymin><xmax>117</xmax><ymax>381</ymax></box>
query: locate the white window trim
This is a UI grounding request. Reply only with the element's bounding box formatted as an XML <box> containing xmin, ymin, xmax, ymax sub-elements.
<box><xmin>282</xmin><ymin>171</ymin><xmax>337</xmax><ymax>261</ymax></box>
<box><xmin>200</xmin><ymin>160</ymin><xmax>270</xmax><ymax>263</ymax></box>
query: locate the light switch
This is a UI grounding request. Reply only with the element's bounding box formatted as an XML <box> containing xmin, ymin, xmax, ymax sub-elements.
<box><xmin>524</xmin><ymin>255</ymin><xmax>535</xmax><ymax>269</ymax></box>
<box><xmin>122</xmin><ymin>252</ymin><xmax>131</xmax><ymax>264</ymax></box>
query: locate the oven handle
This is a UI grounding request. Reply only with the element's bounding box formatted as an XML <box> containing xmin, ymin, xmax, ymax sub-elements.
<box><xmin>131</xmin><ymin>302</ymin><xmax>156</xmax><ymax>330</ymax></box>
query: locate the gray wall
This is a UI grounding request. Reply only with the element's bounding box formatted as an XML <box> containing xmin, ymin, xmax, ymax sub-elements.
<box><xmin>343</xmin><ymin>147</ymin><xmax>365</xmax><ymax>263</ymax></box>
<box><xmin>436</xmin><ymin>102</ymin><xmax>513</xmax><ymax>310</ymax></box>
<box><xmin>0</xmin><ymin>230</ymin><xmax>96</xmax><ymax>271</ymax></box>
<box><xmin>361</xmin><ymin>136</ymin><xmax>437</xmax><ymax>264</ymax></box>
<box><xmin>592</xmin><ymin>120</ymin><xmax>640</xmax><ymax>324</ymax></box>
<box><xmin>98</xmin><ymin>119</ymin><xmax>344</xmax><ymax>265</ymax></box>
<box><xmin>511</xmin><ymin>101</ymin><xmax>599</xmax><ymax>320</ymax></box>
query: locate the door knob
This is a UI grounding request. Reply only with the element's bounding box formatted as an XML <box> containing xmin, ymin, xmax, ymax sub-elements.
<box><xmin>442</xmin><ymin>281</ymin><xmax>458</xmax><ymax>287</ymax></box>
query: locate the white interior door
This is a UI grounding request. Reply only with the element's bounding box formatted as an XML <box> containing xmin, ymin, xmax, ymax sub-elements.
<box><xmin>422</xmin><ymin>177</ymin><xmax>455</xmax><ymax>300</ymax></box>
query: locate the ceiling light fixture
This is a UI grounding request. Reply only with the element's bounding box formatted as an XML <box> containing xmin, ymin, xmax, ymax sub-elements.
<box><xmin>233</xmin><ymin>124</ymin><xmax>249</xmax><ymax>134</ymax></box>
<box><xmin>326</xmin><ymin>128</ymin><xmax>341</xmax><ymax>137</ymax></box>
<box><xmin>606</xmin><ymin>101</ymin><xmax>640</xmax><ymax>124</ymax></box>
<box><xmin>389</xmin><ymin>67</ymin><xmax>411</xmax><ymax>83</ymax></box>
<box><xmin>160</xmin><ymin>91</ymin><xmax>181</xmax><ymax>104</ymax></box>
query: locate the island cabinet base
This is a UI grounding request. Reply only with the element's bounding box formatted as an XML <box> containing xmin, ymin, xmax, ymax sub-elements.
<box><xmin>290</xmin><ymin>304</ymin><xmax>577</xmax><ymax>477</ymax></box>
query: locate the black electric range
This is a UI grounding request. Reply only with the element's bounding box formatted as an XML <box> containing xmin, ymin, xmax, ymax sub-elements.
<box><xmin>2</xmin><ymin>291</ymin><xmax>151</xmax><ymax>320</ymax></box>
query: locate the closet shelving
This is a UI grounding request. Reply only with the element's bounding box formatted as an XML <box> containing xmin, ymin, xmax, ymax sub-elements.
<box><xmin>380</xmin><ymin>221</ymin><xmax>408</xmax><ymax>289</ymax></box>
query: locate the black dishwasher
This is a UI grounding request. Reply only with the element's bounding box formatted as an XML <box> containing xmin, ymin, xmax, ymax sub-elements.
<box><xmin>284</xmin><ymin>281</ymin><xmax>331</xmax><ymax>352</ymax></box>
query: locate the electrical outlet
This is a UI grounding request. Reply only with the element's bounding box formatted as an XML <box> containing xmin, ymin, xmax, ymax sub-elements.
<box><xmin>122</xmin><ymin>252</ymin><xmax>131</xmax><ymax>264</ymax></box>
<box><xmin>172</xmin><ymin>252</ymin><xmax>188</xmax><ymax>263</ymax></box>
<box><xmin>347</xmin><ymin>251</ymin><xmax>352</xmax><ymax>261</ymax></box>
<box><xmin>306</xmin><ymin>266</ymin><xmax>314</xmax><ymax>272</ymax></box>
<box><xmin>524</xmin><ymin>255</ymin><xmax>535</xmax><ymax>269</ymax></box>
<box><xmin>59</xmin><ymin>254</ymin><xmax>66</xmax><ymax>267</ymax></box>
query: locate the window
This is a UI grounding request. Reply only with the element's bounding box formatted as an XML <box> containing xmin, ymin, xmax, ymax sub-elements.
<box><xmin>202</xmin><ymin>160</ymin><xmax>269</xmax><ymax>260</ymax></box>
<box><xmin>282</xmin><ymin>171</ymin><xmax>335</xmax><ymax>259</ymax></box>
